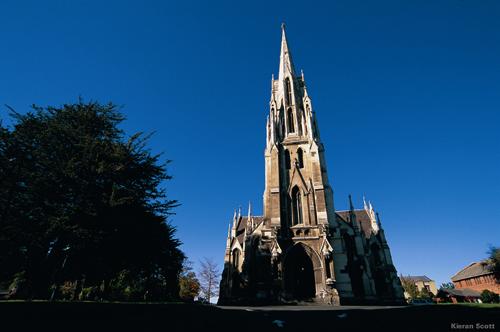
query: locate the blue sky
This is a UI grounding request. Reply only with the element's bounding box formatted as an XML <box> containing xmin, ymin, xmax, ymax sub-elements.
<box><xmin>1</xmin><ymin>0</ymin><xmax>499</xmax><ymax>287</ymax></box>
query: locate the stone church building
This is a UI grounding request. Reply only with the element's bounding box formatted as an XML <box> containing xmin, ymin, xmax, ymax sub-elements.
<box><xmin>219</xmin><ymin>25</ymin><xmax>405</xmax><ymax>305</ymax></box>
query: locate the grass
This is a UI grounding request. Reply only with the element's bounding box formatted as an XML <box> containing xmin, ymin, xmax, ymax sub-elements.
<box><xmin>437</xmin><ymin>302</ymin><xmax>500</xmax><ymax>308</ymax></box>
<box><xmin>0</xmin><ymin>301</ymin><xmax>498</xmax><ymax>331</ymax></box>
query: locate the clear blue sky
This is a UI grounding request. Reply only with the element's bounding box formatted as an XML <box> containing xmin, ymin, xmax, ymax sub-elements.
<box><xmin>1</xmin><ymin>0</ymin><xmax>499</xmax><ymax>287</ymax></box>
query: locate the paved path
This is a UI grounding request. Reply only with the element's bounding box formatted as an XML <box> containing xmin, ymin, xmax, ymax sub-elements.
<box><xmin>218</xmin><ymin>305</ymin><xmax>406</xmax><ymax>311</ymax></box>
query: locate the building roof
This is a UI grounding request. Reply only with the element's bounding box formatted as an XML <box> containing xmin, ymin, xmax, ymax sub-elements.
<box><xmin>401</xmin><ymin>275</ymin><xmax>434</xmax><ymax>283</ymax></box>
<box><xmin>451</xmin><ymin>260</ymin><xmax>494</xmax><ymax>282</ymax></box>
<box><xmin>336</xmin><ymin>209</ymin><xmax>376</xmax><ymax>238</ymax></box>
<box><xmin>235</xmin><ymin>216</ymin><xmax>264</xmax><ymax>245</ymax></box>
<box><xmin>439</xmin><ymin>288</ymin><xmax>481</xmax><ymax>298</ymax></box>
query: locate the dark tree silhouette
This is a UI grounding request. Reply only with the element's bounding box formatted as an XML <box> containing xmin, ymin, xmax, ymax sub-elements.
<box><xmin>0</xmin><ymin>100</ymin><xmax>184</xmax><ymax>300</ymax></box>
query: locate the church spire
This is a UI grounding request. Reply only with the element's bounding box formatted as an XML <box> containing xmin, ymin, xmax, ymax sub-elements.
<box><xmin>278</xmin><ymin>23</ymin><xmax>296</xmax><ymax>82</ymax></box>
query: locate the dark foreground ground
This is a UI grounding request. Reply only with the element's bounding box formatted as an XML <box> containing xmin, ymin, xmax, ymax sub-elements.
<box><xmin>0</xmin><ymin>301</ymin><xmax>498</xmax><ymax>332</ymax></box>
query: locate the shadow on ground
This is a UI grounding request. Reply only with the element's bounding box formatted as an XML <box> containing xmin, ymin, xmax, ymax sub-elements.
<box><xmin>0</xmin><ymin>302</ymin><xmax>498</xmax><ymax>331</ymax></box>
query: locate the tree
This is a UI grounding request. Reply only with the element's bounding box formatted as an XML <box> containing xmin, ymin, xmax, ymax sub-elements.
<box><xmin>419</xmin><ymin>287</ymin><xmax>434</xmax><ymax>299</ymax></box>
<box><xmin>179</xmin><ymin>260</ymin><xmax>200</xmax><ymax>302</ymax></box>
<box><xmin>439</xmin><ymin>282</ymin><xmax>455</xmax><ymax>290</ymax></box>
<box><xmin>198</xmin><ymin>258</ymin><xmax>220</xmax><ymax>303</ymax></box>
<box><xmin>488</xmin><ymin>246</ymin><xmax>500</xmax><ymax>282</ymax></box>
<box><xmin>0</xmin><ymin>100</ymin><xmax>184</xmax><ymax>300</ymax></box>
<box><xmin>399</xmin><ymin>275</ymin><xmax>419</xmax><ymax>300</ymax></box>
<box><xmin>480</xmin><ymin>290</ymin><xmax>499</xmax><ymax>304</ymax></box>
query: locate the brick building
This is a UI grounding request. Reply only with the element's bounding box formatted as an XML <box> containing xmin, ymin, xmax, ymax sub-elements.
<box><xmin>451</xmin><ymin>260</ymin><xmax>500</xmax><ymax>294</ymax></box>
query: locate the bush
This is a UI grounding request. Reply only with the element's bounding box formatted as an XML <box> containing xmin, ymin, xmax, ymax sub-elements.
<box><xmin>419</xmin><ymin>287</ymin><xmax>434</xmax><ymax>300</ymax></box>
<box><xmin>78</xmin><ymin>286</ymin><xmax>100</xmax><ymax>301</ymax></box>
<box><xmin>108</xmin><ymin>270</ymin><xmax>145</xmax><ymax>301</ymax></box>
<box><xmin>7</xmin><ymin>271</ymin><xmax>29</xmax><ymax>299</ymax></box>
<box><xmin>480</xmin><ymin>290</ymin><xmax>499</xmax><ymax>303</ymax></box>
<box><xmin>59</xmin><ymin>281</ymin><xmax>78</xmax><ymax>300</ymax></box>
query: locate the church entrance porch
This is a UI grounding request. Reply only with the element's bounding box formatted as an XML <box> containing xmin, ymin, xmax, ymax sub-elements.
<box><xmin>283</xmin><ymin>244</ymin><xmax>318</xmax><ymax>301</ymax></box>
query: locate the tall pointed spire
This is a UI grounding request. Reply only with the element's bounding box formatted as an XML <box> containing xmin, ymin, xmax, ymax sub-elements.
<box><xmin>278</xmin><ymin>23</ymin><xmax>296</xmax><ymax>83</ymax></box>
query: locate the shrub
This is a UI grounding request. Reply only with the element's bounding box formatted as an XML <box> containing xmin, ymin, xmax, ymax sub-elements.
<box><xmin>7</xmin><ymin>271</ymin><xmax>29</xmax><ymax>299</ymax></box>
<box><xmin>108</xmin><ymin>270</ymin><xmax>145</xmax><ymax>301</ymax></box>
<box><xmin>78</xmin><ymin>286</ymin><xmax>100</xmax><ymax>301</ymax></box>
<box><xmin>480</xmin><ymin>289</ymin><xmax>499</xmax><ymax>303</ymax></box>
<box><xmin>59</xmin><ymin>281</ymin><xmax>78</xmax><ymax>300</ymax></box>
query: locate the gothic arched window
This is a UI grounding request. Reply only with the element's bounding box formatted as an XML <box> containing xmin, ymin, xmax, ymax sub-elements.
<box><xmin>291</xmin><ymin>186</ymin><xmax>303</xmax><ymax>225</ymax></box>
<box><xmin>232</xmin><ymin>249</ymin><xmax>240</xmax><ymax>269</ymax></box>
<box><xmin>297</xmin><ymin>148</ymin><xmax>304</xmax><ymax>168</ymax></box>
<box><xmin>285</xmin><ymin>77</ymin><xmax>292</xmax><ymax>105</ymax></box>
<box><xmin>287</xmin><ymin>108</ymin><xmax>295</xmax><ymax>133</ymax></box>
<box><xmin>285</xmin><ymin>149</ymin><xmax>291</xmax><ymax>169</ymax></box>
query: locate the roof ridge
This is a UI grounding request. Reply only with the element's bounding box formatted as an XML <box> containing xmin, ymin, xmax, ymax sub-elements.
<box><xmin>336</xmin><ymin>209</ymin><xmax>366</xmax><ymax>213</ymax></box>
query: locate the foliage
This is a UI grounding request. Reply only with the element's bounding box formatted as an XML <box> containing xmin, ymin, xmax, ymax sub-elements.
<box><xmin>400</xmin><ymin>275</ymin><xmax>419</xmax><ymax>300</ymax></box>
<box><xmin>480</xmin><ymin>290</ymin><xmax>499</xmax><ymax>304</ymax></box>
<box><xmin>0</xmin><ymin>100</ymin><xmax>184</xmax><ymax>301</ymax></box>
<box><xmin>419</xmin><ymin>287</ymin><xmax>434</xmax><ymax>299</ymax></box>
<box><xmin>179</xmin><ymin>260</ymin><xmax>200</xmax><ymax>302</ymax></box>
<box><xmin>488</xmin><ymin>246</ymin><xmax>500</xmax><ymax>281</ymax></box>
<box><xmin>59</xmin><ymin>280</ymin><xmax>78</xmax><ymax>300</ymax></box>
<box><xmin>198</xmin><ymin>258</ymin><xmax>220</xmax><ymax>303</ymax></box>
<box><xmin>439</xmin><ymin>282</ymin><xmax>455</xmax><ymax>290</ymax></box>
<box><xmin>79</xmin><ymin>286</ymin><xmax>100</xmax><ymax>301</ymax></box>
<box><xmin>7</xmin><ymin>271</ymin><xmax>29</xmax><ymax>299</ymax></box>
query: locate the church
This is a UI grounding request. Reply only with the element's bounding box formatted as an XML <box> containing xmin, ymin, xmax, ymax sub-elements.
<box><xmin>219</xmin><ymin>25</ymin><xmax>405</xmax><ymax>305</ymax></box>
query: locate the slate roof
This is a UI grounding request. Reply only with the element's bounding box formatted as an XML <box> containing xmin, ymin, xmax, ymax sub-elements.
<box><xmin>439</xmin><ymin>288</ymin><xmax>481</xmax><ymax>298</ymax></box>
<box><xmin>401</xmin><ymin>275</ymin><xmax>433</xmax><ymax>283</ymax></box>
<box><xmin>336</xmin><ymin>209</ymin><xmax>375</xmax><ymax>238</ymax></box>
<box><xmin>451</xmin><ymin>260</ymin><xmax>494</xmax><ymax>282</ymax></box>
<box><xmin>235</xmin><ymin>216</ymin><xmax>264</xmax><ymax>245</ymax></box>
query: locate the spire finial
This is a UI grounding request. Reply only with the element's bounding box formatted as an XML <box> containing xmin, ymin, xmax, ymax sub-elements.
<box><xmin>231</xmin><ymin>211</ymin><xmax>237</xmax><ymax>238</ymax></box>
<box><xmin>349</xmin><ymin>194</ymin><xmax>354</xmax><ymax>211</ymax></box>
<box><xmin>281</xmin><ymin>22</ymin><xmax>286</xmax><ymax>31</ymax></box>
<box><xmin>278</xmin><ymin>22</ymin><xmax>296</xmax><ymax>82</ymax></box>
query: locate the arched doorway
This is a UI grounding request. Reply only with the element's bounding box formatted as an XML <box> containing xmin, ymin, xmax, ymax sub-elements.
<box><xmin>284</xmin><ymin>244</ymin><xmax>316</xmax><ymax>300</ymax></box>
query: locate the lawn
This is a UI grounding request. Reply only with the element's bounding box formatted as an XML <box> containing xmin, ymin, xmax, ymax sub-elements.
<box><xmin>0</xmin><ymin>301</ymin><xmax>498</xmax><ymax>331</ymax></box>
<box><xmin>438</xmin><ymin>302</ymin><xmax>500</xmax><ymax>309</ymax></box>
